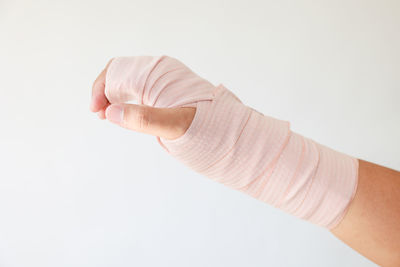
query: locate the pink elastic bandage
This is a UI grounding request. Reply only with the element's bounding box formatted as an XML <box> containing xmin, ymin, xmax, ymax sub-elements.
<box><xmin>105</xmin><ymin>55</ymin><xmax>359</xmax><ymax>229</ymax></box>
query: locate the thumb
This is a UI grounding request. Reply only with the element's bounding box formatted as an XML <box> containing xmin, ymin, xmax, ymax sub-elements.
<box><xmin>105</xmin><ymin>104</ymin><xmax>196</xmax><ymax>140</ymax></box>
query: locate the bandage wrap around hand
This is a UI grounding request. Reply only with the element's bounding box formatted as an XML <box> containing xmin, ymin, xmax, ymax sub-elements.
<box><xmin>105</xmin><ymin>55</ymin><xmax>359</xmax><ymax>229</ymax></box>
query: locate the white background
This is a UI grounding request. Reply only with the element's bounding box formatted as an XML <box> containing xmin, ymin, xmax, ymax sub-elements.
<box><xmin>0</xmin><ymin>0</ymin><xmax>399</xmax><ymax>266</ymax></box>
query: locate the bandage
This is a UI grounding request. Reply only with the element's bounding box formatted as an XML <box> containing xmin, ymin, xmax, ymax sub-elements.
<box><xmin>105</xmin><ymin>55</ymin><xmax>359</xmax><ymax>229</ymax></box>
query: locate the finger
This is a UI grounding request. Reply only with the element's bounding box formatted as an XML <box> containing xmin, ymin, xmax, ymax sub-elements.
<box><xmin>90</xmin><ymin>58</ymin><xmax>114</xmax><ymax>112</ymax></box>
<box><xmin>105</xmin><ymin>104</ymin><xmax>196</xmax><ymax>140</ymax></box>
<box><xmin>97</xmin><ymin>108</ymin><xmax>106</xmax><ymax>120</ymax></box>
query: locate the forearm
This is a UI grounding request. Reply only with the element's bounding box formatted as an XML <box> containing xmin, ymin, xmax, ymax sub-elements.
<box><xmin>330</xmin><ymin>159</ymin><xmax>400</xmax><ymax>267</ymax></box>
<box><xmin>94</xmin><ymin>55</ymin><xmax>399</xmax><ymax>266</ymax></box>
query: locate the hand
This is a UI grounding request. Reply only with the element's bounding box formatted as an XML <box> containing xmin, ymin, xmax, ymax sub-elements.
<box><xmin>90</xmin><ymin>58</ymin><xmax>196</xmax><ymax>140</ymax></box>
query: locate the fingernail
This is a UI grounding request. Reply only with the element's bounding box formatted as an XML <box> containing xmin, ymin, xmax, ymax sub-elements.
<box><xmin>106</xmin><ymin>105</ymin><xmax>124</xmax><ymax>124</ymax></box>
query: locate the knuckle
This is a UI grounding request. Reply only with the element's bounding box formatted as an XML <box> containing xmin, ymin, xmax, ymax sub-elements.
<box><xmin>136</xmin><ymin>107</ymin><xmax>151</xmax><ymax>130</ymax></box>
<box><xmin>92</xmin><ymin>78</ymin><xmax>104</xmax><ymax>91</ymax></box>
<box><xmin>92</xmin><ymin>79</ymin><xmax>99</xmax><ymax>89</ymax></box>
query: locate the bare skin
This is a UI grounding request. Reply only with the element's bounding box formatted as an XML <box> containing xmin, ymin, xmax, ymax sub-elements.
<box><xmin>330</xmin><ymin>160</ymin><xmax>400</xmax><ymax>267</ymax></box>
<box><xmin>91</xmin><ymin>60</ymin><xmax>400</xmax><ymax>267</ymax></box>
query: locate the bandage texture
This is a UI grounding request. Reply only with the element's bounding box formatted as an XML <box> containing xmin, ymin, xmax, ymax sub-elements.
<box><xmin>105</xmin><ymin>55</ymin><xmax>359</xmax><ymax>229</ymax></box>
